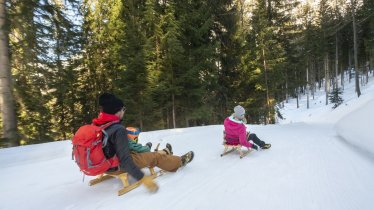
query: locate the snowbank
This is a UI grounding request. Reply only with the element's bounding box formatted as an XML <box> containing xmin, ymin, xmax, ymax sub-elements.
<box><xmin>335</xmin><ymin>98</ymin><xmax>374</xmax><ymax>156</ymax></box>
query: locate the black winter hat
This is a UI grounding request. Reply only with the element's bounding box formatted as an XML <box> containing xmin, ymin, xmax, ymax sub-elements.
<box><xmin>98</xmin><ymin>93</ymin><xmax>125</xmax><ymax>114</ymax></box>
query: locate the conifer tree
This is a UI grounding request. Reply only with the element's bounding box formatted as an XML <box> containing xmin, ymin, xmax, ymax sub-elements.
<box><xmin>0</xmin><ymin>0</ymin><xmax>18</xmax><ymax>146</ymax></box>
<box><xmin>8</xmin><ymin>0</ymin><xmax>80</xmax><ymax>142</ymax></box>
<box><xmin>329</xmin><ymin>87</ymin><xmax>344</xmax><ymax>109</ymax></box>
<box><xmin>1</xmin><ymin>0</ymin><xmax>372</xmax><ymax>146</ymax></box>
<box><xmin>158</xmin><ymin>2</ymin><xmax>184</xmax><ymax>128</ymax></box>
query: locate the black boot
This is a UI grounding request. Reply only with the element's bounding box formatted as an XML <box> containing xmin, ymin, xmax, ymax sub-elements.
<box><xmin>146</xmin><ymin>142</ymin><xmax>152</xmax><ymax>149</ymax></box>
<box><xmin>261</xmin><ymin>143</ymin><xmax>271</xmax><ymax>149</ymax></box>
<box><xmin>162</xmin><ymin>143</ymin><xmax>173</xmax><ymax>155</ymax></box>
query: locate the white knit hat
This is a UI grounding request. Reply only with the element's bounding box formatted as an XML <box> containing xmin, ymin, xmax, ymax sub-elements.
<box><xmin>233</xmin><ymin>105</ymin><xmax>245</xmax><ymax>119</ymax></box>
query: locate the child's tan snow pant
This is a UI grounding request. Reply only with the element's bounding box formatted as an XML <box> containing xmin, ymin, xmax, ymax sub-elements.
<box><xmin>130</xmin><ymin>152</ymin><xmax>182</xmax><ymax>172</ymax></box>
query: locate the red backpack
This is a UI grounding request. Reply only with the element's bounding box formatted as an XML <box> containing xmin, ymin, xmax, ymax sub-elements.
<box><xmin>72</xmin><ymin>121</ymin><xmax>119</xmax><ymax>176</ymax></box>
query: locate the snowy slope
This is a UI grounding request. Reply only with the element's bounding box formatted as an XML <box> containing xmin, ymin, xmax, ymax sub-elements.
<box><xmin>279</xmin><ymin>72</ymin><xmax>374</xmax><ymax>160</ymax></box>
<box><xmin>0</xmin><ymin>74</ymin><xmax>374</xmax><ymax>210</ymax></box>
<box><xmin>278</xmin><ymin>72</ymin><xmax>374</xmax><ymax>124</ymax></box>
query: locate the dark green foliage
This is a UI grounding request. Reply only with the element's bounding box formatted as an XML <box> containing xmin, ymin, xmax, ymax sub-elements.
<box><xmin>7</xmin><ymin>0</ymin><xmax>82</xmax><ymax>142</ymax></box>
<box><xmin>329</xmin><ymin>87</ymin><xmax>344</xmax><ymax>109</ymax></box>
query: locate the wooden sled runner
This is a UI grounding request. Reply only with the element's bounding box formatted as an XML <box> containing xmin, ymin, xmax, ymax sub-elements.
<box><xmin>220</xmin><ymin>144</ymin><xmax>251</xmax><ymax>159</ymax></box>
<box><xmin>89</xmin><ymin>167</ymin><xmax>164</xmax><ymax>196</ymax></box>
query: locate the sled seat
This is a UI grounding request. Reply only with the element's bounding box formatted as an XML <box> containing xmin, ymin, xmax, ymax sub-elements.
<box><xmin>221</xmin><ymin>131</ymin><xmax>250</xmax><ymax>159</ymax></box>
<box><xmin>89</xmin><ymin>167</ymin><xmax>163</xmax><ymax>196</ymax></box>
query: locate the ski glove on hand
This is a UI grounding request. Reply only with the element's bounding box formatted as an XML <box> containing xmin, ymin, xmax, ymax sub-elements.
<box><xmin>251</xmin><ymin>144</ymin><xmax>258</xmax><ymax>151</ymax></box>
<box><xmin>140</xmin><ymin>175</ymin><xmax>159</xmax><ymax>193</ymax></box>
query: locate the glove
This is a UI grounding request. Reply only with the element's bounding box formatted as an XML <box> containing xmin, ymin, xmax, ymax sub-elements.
<box><xmin>146</xmin><ymin>142</ymin><xmax>152</xmax><ymax>149</ymax></box>
<box><xmin>140</xmin><ymin>175</ymin><xmax>159</xmax><ymax>193</ymax></box>
<box><xmin>251</xmin><ymin>144</ymin><xmax>258</xmax><ymax>151</ymax></box>
<box><xmin>134</xmin><ymin>137</ymin><xmax>139</xmax><ymax>143</ymax></box>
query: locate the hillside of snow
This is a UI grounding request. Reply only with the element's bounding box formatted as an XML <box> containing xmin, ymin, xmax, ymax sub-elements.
<box><xmin>0</xmin><ymin>73</ymin><xmax>373</xmax><ymax>210</ymax></box>
<box><xmin>279</xmin><ymin>72</ymin><xmax>374</xmax><ymax>160</ymax></box>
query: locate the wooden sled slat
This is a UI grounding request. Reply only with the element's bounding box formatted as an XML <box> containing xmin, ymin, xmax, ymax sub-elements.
<box><xmin>220</xmin><ymin>144</ymin><xmax>251</xmax><ymax>159</ymax></box>
<box><xmin>239</xmin><ymin>149</ymin><xmax>251</xmax><ymax>159</ymax></box>
<box><xmin>89</xmin><ymin>167</ymin><xmax>165</xmax><ymax>196</ymax></box>
<box><xmin>89</xmin><ymin>174</ymin><xmax>115</xmax><ymax>186</ymax></box>
<box><xmin>118</xmin><ymin>170</ymin><xmax>164</xmax><ymax>196</ymax></box>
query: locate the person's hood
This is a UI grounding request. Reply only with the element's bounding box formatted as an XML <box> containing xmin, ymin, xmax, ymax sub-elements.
<box><xmin>92</xmin><ymin>112</ymin><xmax>120</xmax><ymax>125</ymax></box>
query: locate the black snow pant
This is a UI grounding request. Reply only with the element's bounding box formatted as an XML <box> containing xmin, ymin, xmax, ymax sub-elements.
<box><xmin>247</xmin><ymin>133</ymin><xmax>265</xmax><ymax>147</ymax></box>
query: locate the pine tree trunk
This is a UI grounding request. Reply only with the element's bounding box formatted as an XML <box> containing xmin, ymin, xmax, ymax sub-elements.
<box><xmin>317</xmin><ymin>62</ymin><xmax>321</xmax><ymax>89</ymax></box>
<box><xmin>361</xmin><ymin>61</ymin><xmax>365</xmax><ymax>86</ymax></box>
<box><xmin>348</xmin><ymin>48</ymin><xmax>352</xmax><ymax>83</ymax></box>
<box><xmin>262</xmin><ymin>47</ymin><xmax>270</xmax><ymax>124</ymax></box>
<box><xmin>370</xmin><ymin>48</ymin><xmax>373</xmax><ymax>76</ymax></box>
<box><xmin>172</xmin><ymin>93</ymin><xmax>176</xmax><ymax>128</ymax></box>
<box><xmin>267</xmin><ymin>0</ymin><xmax>272</xmax><ymax>21</ymax></box>
<box><xmin>306</xmin><ymin>63</ymin><xmax>309</xmax><ymax>109</ymax></box>
<box><xmin>335</xmin><ymin>33</ymin><xmax>339</xmax><ymax>89</ymax></box>
<box><xmin>325</xmin><ymin>54</ymin><xmax>330</xmax><ymax>105</ymax></box>
<box><xmin>0</xmin><ymin>0</ymin><xmax>18</xmax><ymax>146</ymax></box>
<box><xmin>312</xmin><ymin>60</ymin><xmax>315</xmax><ymax>100</ymax></box>
<box><xmin>166</xmin><ymin>108</ymin><xmax>170</xmax><ymax>129</ymax></box>
<box><xmin>351</xmin><ymin>0</ymin><xmax>361</xmax><ymax>97</ymax></box>
<box><xmin>296</xmin><ymin>88</ymin><xmax>299</xmax><ymax>109</ymax></box>
<box><xmin>285</xmin><ymin>71</ymin><xmax>288</xmax><ymax>103</ymax></box>
<box><xmin>341</xmin><ymin>62</ymin><xmax>344</xmax><ymax>89</ymax></box>
<box><xmin>366</xmin><ymin>61</ymin><xmax>369</xmax><ymax>84</ymax></box>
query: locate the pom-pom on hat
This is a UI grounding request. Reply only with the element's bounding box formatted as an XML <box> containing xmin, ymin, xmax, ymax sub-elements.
<box><xmin>98</xmin><ymin>93</ymin><xmax>124</xmax><ymax>114</ymax></box>
<box><xmin>233</xmin><ymin>105</ymin><xmax>246</xmax><ymax>119</ymax></box>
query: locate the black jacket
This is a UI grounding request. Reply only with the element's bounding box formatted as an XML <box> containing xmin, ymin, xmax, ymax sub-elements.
<box><xmin>103</xmin><ymin>124</ymin><xmax>144</xmax><ymax>180</ymax></box>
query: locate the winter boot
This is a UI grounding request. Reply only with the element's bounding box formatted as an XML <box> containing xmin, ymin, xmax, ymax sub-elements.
<box><xmin>181</xmin><ymin>151</ymin><xmax>194</xmax><ymax>167</ymax></box>
<box><xmin>146</xmin><ymin>142</ymin><xmax>152</xmax><ymax>149</ymax></box>
<box><xmin>261</xmin><ymin>143</ymin><xmax>271</xmax><ymax>149</ymax></box>
<box><xmin>162</xmin><ymin>143</ymin><xmax>173</xmax><ymax>155</ymax></box>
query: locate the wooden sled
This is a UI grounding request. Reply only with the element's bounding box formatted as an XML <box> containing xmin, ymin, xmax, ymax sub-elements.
<box><xmin>89</xmin><ymin>167</ymin><xmax>165</xmax><ymax>196</ymax></box>
<box><xmin>221</xmin><ymin>131</ymin><xmax>251</xmax><ymax>159</ymax></box>
<box><xmin>220</xmin><ymin>144</ymin><xmax>251</xmax><ymax>159</ymax></box>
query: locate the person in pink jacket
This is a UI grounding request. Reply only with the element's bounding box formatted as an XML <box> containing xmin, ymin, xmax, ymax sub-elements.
<box><xmin>223</xmin><ymin>105</ymin><xmax>271</xmax><ymax>150</ymax></box>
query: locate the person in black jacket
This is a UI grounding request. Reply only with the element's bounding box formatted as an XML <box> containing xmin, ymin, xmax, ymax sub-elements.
<box><xmin>92</xmin><ymin>93</ymin><xmax>194</xmax><ymax>192</ymax></box>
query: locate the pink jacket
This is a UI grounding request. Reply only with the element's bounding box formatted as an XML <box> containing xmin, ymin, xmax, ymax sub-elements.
<box><xmin>223</xmin><ymin>116</ymin><xmax>253</xmax><ymax>148</ymax></box>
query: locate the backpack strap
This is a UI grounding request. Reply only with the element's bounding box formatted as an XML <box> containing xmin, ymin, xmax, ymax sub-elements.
<box><xmin>100</xmin><ymin>120</ymin><xmax>121</xmax><ymax>130</ymax></box>
<box><xmin>101</xmin><ymin>121</ymin><xmax>123</xmax><ymax>148</ymax></box>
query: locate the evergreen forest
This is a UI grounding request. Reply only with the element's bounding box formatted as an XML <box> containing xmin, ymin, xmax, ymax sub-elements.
<box><xmin>0</xmin><ymin>0</ymin><xmax>373</xmax><ymax>147</ymax></box>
